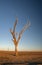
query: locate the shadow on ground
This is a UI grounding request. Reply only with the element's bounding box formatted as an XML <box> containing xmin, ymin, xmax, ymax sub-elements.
<box><xmin>0</xmin><ymin>62</ymin><xmax>42</xmax><ymax>65</ymax></box>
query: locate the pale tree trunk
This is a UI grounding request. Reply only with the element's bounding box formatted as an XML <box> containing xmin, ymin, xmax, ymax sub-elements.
<box><xmin>15</xmin><ymin>45</ymin><xmax>18</xmax><ymax>56</ymax></box>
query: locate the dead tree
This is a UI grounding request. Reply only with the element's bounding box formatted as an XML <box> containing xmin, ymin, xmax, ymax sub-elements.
<box><xmin>10</xmin><ymin>18</ymin><xmax>30</xmax><ymax>56</ymax></box>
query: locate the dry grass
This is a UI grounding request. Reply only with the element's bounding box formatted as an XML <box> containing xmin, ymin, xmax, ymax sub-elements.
<box><xmin>0</xmin><ymin>51</ymin><xmax>42</xmax><ymax>65</ymax></box>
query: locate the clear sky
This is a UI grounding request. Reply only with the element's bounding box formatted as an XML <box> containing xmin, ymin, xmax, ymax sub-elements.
<box><xmin>0</xmin><ymin>0</ymin><xmax>42</xmax><ymax>51</ymax></box>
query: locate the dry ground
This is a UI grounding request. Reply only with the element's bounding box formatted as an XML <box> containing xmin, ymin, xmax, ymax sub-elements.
<box><xmin>0</xmin><ymin>51</ymin><xmax>42</xmax><ymax>65</ymax></box>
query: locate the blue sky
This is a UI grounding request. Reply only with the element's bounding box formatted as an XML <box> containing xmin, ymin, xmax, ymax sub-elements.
<box><xmin>0</xmin><ymin>0</ymin><xmax>42</xmax><ymax>51</ymax></box>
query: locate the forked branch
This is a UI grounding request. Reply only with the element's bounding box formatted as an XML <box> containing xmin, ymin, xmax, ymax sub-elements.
<box><xmin>10</xmin><ymin>18</ymin><xmax>30</xmax><ymax>56</ymax></box>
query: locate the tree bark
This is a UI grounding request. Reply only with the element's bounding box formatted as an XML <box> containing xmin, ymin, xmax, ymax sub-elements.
<box><xmin>15</xmin><ymin>45</ymin><xmax>18</xmax><ymax>56</ymax></box>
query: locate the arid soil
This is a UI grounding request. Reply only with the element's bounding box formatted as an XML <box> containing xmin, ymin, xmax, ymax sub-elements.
<box><xmin>0</xmin><ymin>51</ymin><xmax>42</xmax><ymax>65</ymax></box>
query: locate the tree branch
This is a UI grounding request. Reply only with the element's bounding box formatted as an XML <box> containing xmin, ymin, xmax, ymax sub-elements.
<box><xmin>17</xmin><ymin>21</ymin><xmax>30</xmax><ymax>43</ymax></box>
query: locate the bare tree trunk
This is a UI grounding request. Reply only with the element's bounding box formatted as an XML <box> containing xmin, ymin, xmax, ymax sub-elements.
<box><xmin>10</xmin><ymin>18</ymin><xmax>30</xmax><ymax>56</ymax></box>
<box><xmin>15</xmin><ymin>45</ymin><xmax>18</xmax><ymax>56</ymax></box>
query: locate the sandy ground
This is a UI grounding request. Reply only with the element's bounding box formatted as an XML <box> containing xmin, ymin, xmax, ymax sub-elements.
<box><xmin>0</xmin><ymin>51</ymin><xmax>42</xmax><ymax>65</ymax></box>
